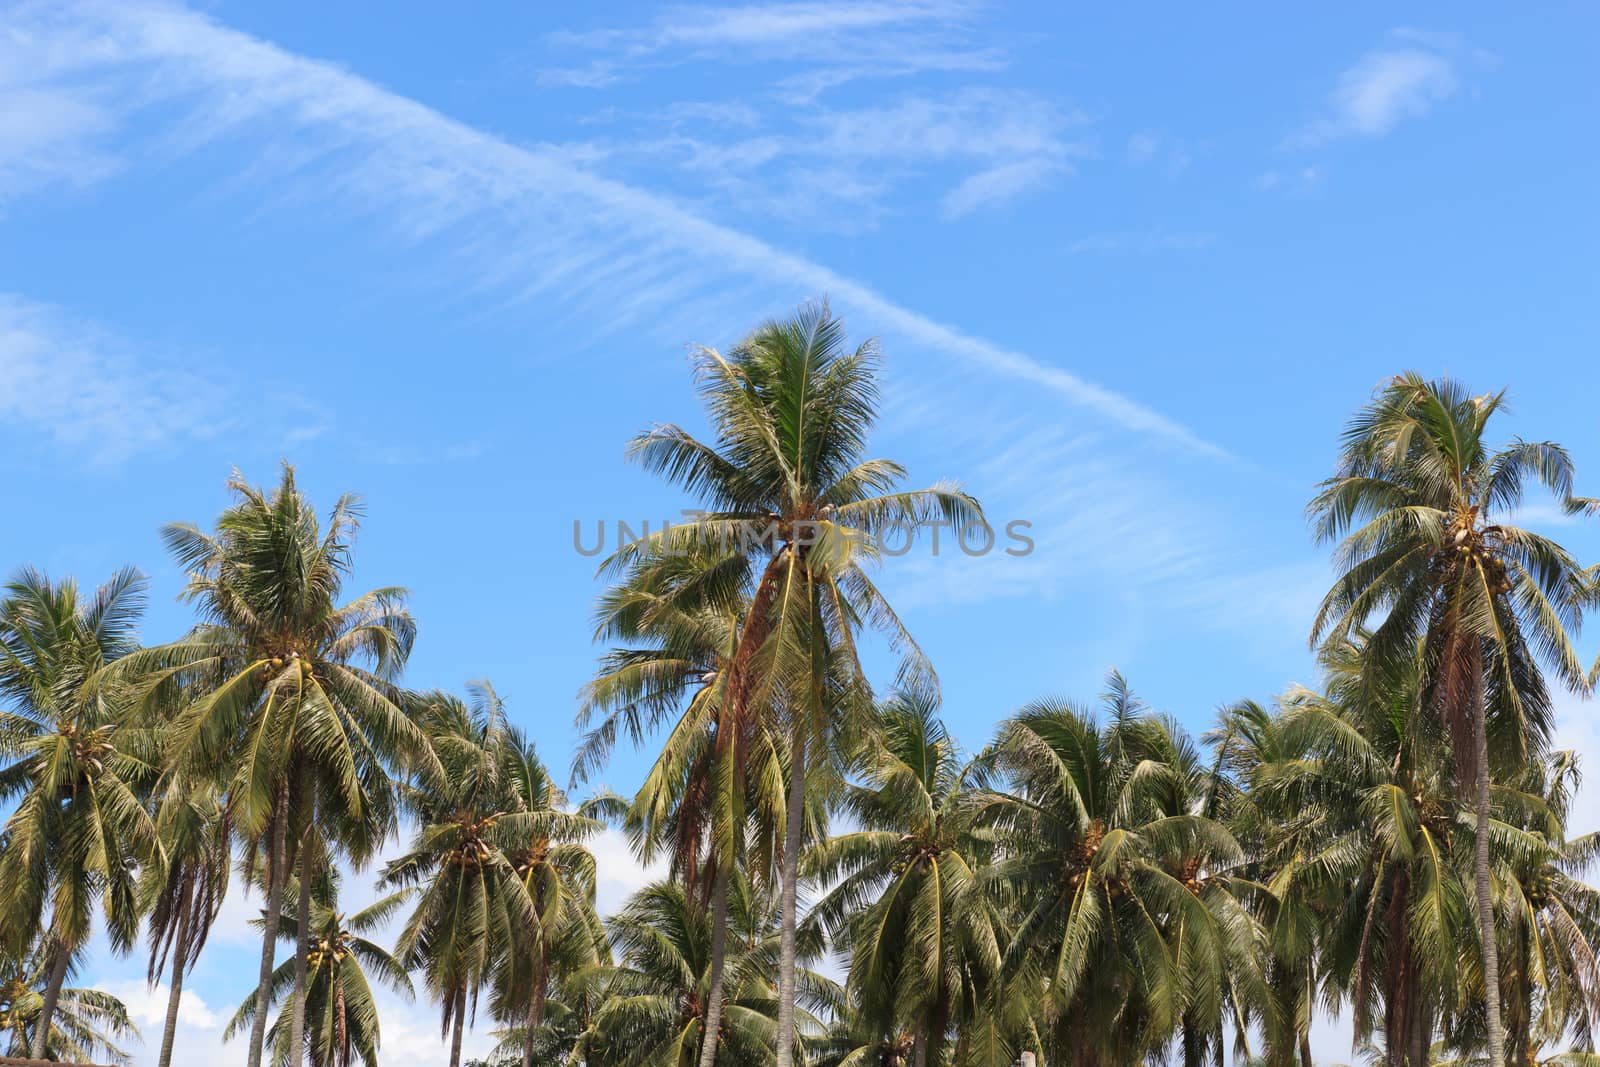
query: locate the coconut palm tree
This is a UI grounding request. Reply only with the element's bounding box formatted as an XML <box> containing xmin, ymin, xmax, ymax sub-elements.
<box><xmin>0</xmin><ymin>946</ymin><xmax>140</xmax><ymax>1065</ymax></box>
<box><xmin>971</xmin><ymin>675</ymin><xmax>1255</xmax><ymax>1067</ymax></box>
<box><xmin>1271</xmin><ymin>644</ymin><xmax>1474</xmax><ymax>1066</ymax></box>
<box><xmin>0</xmin><ymin>566</ymin><xmax>159</xmax><ymax>1057</ymax></box>
<box><xmin>493</xmin><ymin>725</ymin><xmax>609</xmax><ymax>1067</ymax></box>
<box><xmin>385</xmin><ymin>684</ymin><xmax>603</xmax><ymax>1067</ymax></box>
<box><xmin>569</xmin><ymin>877</ymin><xmax>836</xmax><ymax>1067</ymax></box>
<box><xmin>1309</xmin><ymin>373</ymin><xmax>1590</xmax><ymax>1063</ymax></box>
<box><xmin>1208</xmin><ymin>698</ymin><xmax>1328</xmax><ymax>1067</ymax></box>
<box><xmin>123</xmin><ymin>465</ymin><xmax>428</xmax><ymax>1067</ymax></box>
<box><xmin>578</xmin><ymin>548</ymin><xmax>787</xmax><ymax>1067</ymax></box>
<box><xmin>1484</xmin><ymin>752</ymin><xmax>1600</xmax><ymax>1067</ymax></box>
<box><xmin>382</xmin><ymin>684</ymin><xmax>527</xmax><ymax>1067</ymax></box>
<box><xmin>225</xmin><ymin>873</ymin><xmax>414</xmax><ymax>1067</ymax></box>
<box><xmin>143</xmin><ymin>778</ymin><xmax>232</xmax><ymax>1067</ymax></box>
<box><xmin>610</xmin><ymin>303</ymin><xmax>982</xmax><ymax>1067</ymax></box>
<box><xmin>804</xmin><ymin>689</ymin><xmax>1000</xmax><ymax>1067</ymax></box>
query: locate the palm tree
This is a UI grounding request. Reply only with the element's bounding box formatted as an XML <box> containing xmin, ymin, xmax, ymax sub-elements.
<box><xmin>1310</xmin><ymin>373</ymin><xmax>1590</xmax><ymax>1063</ymax></box>
<box><xmin>1488</xmin><ymin>752</ymin><xmax>1600</xmax><ymax>1066</ymax></box>
<box><xmin>611</xmin><ymin>303</ymin><xmax>982</xmax><ymax>1066</ymax></box>
<box><xmin>494</xmin><ymin>725</ymin><xmax>608</xmax><ymax>1067</ymax></box>
<box><xmin>0</xmin><ymin>946</ymin><xmax>140</xmax><ymax>1065</ymax></box>
<box><xmin>1207</xmin><ymin>698</ymin><xmax>1318</xmax><ymax>1067</ymax></box>
<box><xmin>1270</xmin><ymin>642</ymin><xmax>1473</xmax><ymax>1066</ymax></box>
<box><xmin>578</xmin><ymin>548</ymin><xmax>787</xmax><ymax>1067</ymax></box>
<box><xmin>383</xmin><ymin>684</ymin><xmax>525</xmax><ymax>1067</ymax></box>
<box><xmin>0</xmin><ymin>566</ymin><xmax>159</xmax><ymax>1057</ymax></box>
<box><xmin>805</xmin><ymin>689</ymin><xmax>999</xmax><ymax>1067</ymax></box>
<box><xmin>226</xmin><ymin>873</ymin><xmax>415</xmax><ymax>1067</ymax></box>
<box><xmin>569</xmin><ymin>877</ymin><xmax>835</xmax><ymax>1067</ymax></box>
<box><xmin>143</xmin><ymin>778</ymin><xmax>232</xmax><ymax>1067</ymax></box>
<box><xmin>125</xmin><ymin>465</ymin><xmax>428</xmax><ymax>1067</ymax></box>
<box><xmin>971</xmin><ymin>675</ymin><xmax>1255</xmax><ymax>1067</ymax></box>
<box><xmin>385</xmin><ymin>684</ymin><xmax>603</xmax><ymax>1067</ymax></box>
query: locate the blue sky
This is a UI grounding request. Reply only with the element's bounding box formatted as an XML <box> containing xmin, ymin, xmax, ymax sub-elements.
<box><xmin>3</xmin><ymin>1</ymin><xmax>1599</xmax><ymax>1062</ymax></box>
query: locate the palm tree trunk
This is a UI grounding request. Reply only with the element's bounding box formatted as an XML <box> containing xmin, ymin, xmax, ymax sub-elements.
<box><xmin>1299</xmin><ymin>1033</ymin><xmax>1313</xmax><ymax>1067</ymax></box>
<box><xmin>449</xmin><ymin>987</ymin><xmax>467</xmax><ymax>1067</ymax></box>
<box><xmin>29</xmin><ymin>933</ymin><xmax>71</xmax><ymax>1058</ymax></box>
<box><xmin>1470</xmin><ymin>652</ymin><xmax>1506</xmax><ymax>1067</ymax></box>
<box><xmin>773</xmin><ymin>725</ymin><xmax>807</xmax><ymax>1067</ymax></box>
<box><xmin>286</xmin><ymin>843</ymin><xmax>313</xmax><ymax>1066</ymax></box>
<box><xmin>912</xmin><ymin>1032</ymin><xmax>928</xmax><ymax>1067</ymax></box>
<box><xmin>247</xmin><ymin>784</ymin><xmax>290</xmax><ymax>1067</ymax></box>
<box><xmin>157</xmin><ymin>891</ymin><xmax>193</xmax><ymax>1067</ymax></box>
<box><xmin>696</xmin><ymin>865</ymin><xmax>732</xmax><ymax>1067</ymax></box>
<box><xmin>521</xmin><ymin>945</ymin><xmax>547</xmax><ymax>1067</ymax></box>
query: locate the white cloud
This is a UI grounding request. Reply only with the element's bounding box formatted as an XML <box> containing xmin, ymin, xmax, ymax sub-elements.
<box><xmin>5</xmin><ymin>0</ymin><xmax>1224</xmax><ymax>458</ymax></box>
<box><xmin>0</xmin><ymin>87</ymin><xmax>120</xmax><ymax>203</ymax></box>
<box><xmin>101</xmin><ymin>979</ymin><xmax>221</xmax><ymax>1031</ymax></box>
<box><xmin>1291</xmin><ymin>31</ymin><xmax>1487</xmax><ymax>147</ymax></box>
<box><xmin>941</xmin><ymin>157</ymin><xmax>1062</xmax><ymax>218</ymax></box>
<box><xmin>590</xmin><ymin>826</ymin><xmax>669</xmax><ymax>916</ymax></box>
<box><xmin>541</xmin><ymin>0</ymin><xmax>989</xmax><ymax>94</ymax></box>
<box><xmin>604</xmin><ymin>87</ymin><xmax>1085</xmax><ymax>226</ymax></box>
<box><xmin>0</xmin><ymin>293</ymin><xmax>227</xmax><ymax>464</ymax></box>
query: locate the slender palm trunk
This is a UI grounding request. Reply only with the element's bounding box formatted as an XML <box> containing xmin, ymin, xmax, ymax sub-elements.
<box><xmin>29</xmin><ymin>934</ymin><xmax>72</xmax><ymax>1058</ymax></box>
<box><xmin>774</xmin><ymin>725</ymin><xmax>807</xmax><ymax>1067</ymax></box>
<box><xmin>696</xmin><ymin>866</ymin><xmax>733</xmax><ymax>1067</ymax></box>
<box><xmin>1299</xmin><ymin>1034</ymin><xmax>1314</xmax><ymax>1067</ymax></box>
<box><xmin>1470</xmin><ymin>653</ymin><xmax>1506</xmax><ymax>1067</ymax></box>
<box><xmin>448</xmin><ymin>987</ymin><xmax>467</xmax><ymax>1067</ymax></box>
<box><xmin>286</xmin><ymin>843</ymin><xmax>313</xmax><ymax>1066</ymax></box>
<box><xmin>157</xmin><ymin>889</ymin><xmax>193</xmax><ymax>1067</ymax></box>
<box><xmin>912</xmin><ymin>1032</ymin><xmax>928</xmax><ymax>1067</ymax></box>
<box><xmin>247</xmin><ymin>785</ymin><xmax>290</xmax><ymax>1067</ymax></box>
<box><xmin>521</xmin><ymin>945</ymin><xmax>547</xmax><ymax>1067</ymax></box>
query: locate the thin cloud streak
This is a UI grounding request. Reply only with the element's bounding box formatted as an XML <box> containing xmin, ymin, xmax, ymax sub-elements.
<box><xmin>0</xmin><ymin>293</ymin><xmax>226</xmax><ymax>464</ymax></box>
<box><xmin>10</xmin><ymin>0</ymin><xmax>1227</xmax><ymax>459</ymax></box>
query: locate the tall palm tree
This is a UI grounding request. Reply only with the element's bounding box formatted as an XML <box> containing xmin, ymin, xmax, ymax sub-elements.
<box><xmin>972</xmin><ymin>675</ymin><xmax>1256</xmax><ymax>1067</ymax></box>
<box><xmin>143</xmin><ymin>778</ymin><xmax>232</xmax><ymax>1067</ymax></box>
<box><xmin>578</xmin><ymin>548</ymin><xmax>786</xmax><ymax>1067</ymax></box>
<box><xmin>1310</xmin><ymin>373</ymin><xmax>1590</xmax><ymax>1063</ymax></box>
<box><xmin>385</xmin><ymin>683</ymin><xmax>603</xmax><ymax>1067</ymax></box>
<box><xmin>611</xmin><ymin>304</ymin><xmax>982</xmax><ymax>1066</ymax></box>
<box><xmin>225</xmin><ymin>874</ymin><xmax>415</xmax><ymax>1067</ymax></box>
<box><xmin>494</xmin><ymin>726</ymin><xmax>608</xmax><ymax>1067</ymax></box>
<box><xmin>125</xmin><ymin>465</ymin><xmax>428</xmax><ymax>1067</ymax></box>
<box><xmin>1487</xmin><ymin>752</ymin><xmax>1600</xmax><ymax>1067</ymax></box>
<box><xmin>0</xmin><ymin>947</ymin><xmax>140</xmax><ymax>1065</ymax></box>
<box><xmin>383</xmin><ymin>684</ymin><xmax>526</xmax><ymax>1067</ymax></box>
<box><xmin>0</xmin><ymin>566</ymin><xmax>159</xmax><ymax>1057</ymax></box>
<box><xmin>805</xmin><ymin>689</ymin><xmax>1000</xmax><ymax>1067</ymax></box>
<box><xmin>1207</xmin><ymin>698</ymin><xmax>1315</xmax><ymax>1067</ymax></box>
<box><xmin>1271</xmin><ymin>643</ymin><xmax>1473</xmax><ymax>1066</ymax></box>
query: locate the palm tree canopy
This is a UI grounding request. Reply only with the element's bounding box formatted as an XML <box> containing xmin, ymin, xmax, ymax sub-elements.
<box><xmin>0</xmin><ymin>948</ymin><xmax>140</xmax><ymax>1065</ymax></box>
<box><xmin>1308</xmin><ymin>373</ymin><xmax>1589</xmax><ymax>770</ymax></box>
<box><xmin>0</xmin><ymin>567</ymin><xmax>159</xmax><ymax>957</ymax></box>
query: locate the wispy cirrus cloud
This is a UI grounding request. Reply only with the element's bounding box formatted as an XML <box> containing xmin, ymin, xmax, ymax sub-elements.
<box><xmin>0</xmin><ymin>293</ymin><xmax>227</xmax><ymax>464</ymax></box>
<box><xmin>942</xmin><ymin>157</ymin><xmax>1064</xmax><ymax>218</ymax></box>
<box><xmin>540</xmin><ymin>0</ymin><xmax>992</xmax><ymax>93</ymax></box>
<box><xmin>1289</xmin><ymin>30</ymin><xmax>1490</xmax><ymax>148</ymax></box>
<box><xmin>536</xmin><ymin>4</ymin><xmax>1068</xmax><ymax>223</ymax></box>
<box><xmin>2</xmin><ymin>0</ymin><xmax>1223</xmax><ymax>458</ymax></box>
<box><xmin>620</xmin><ymin>88</ymin><xmax>1087</xmax><ymax>225</ymax></box>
